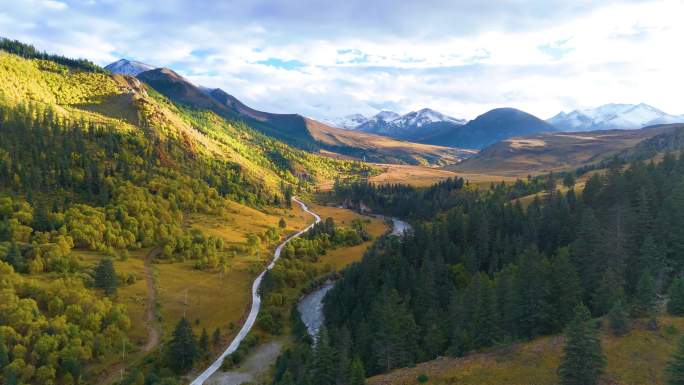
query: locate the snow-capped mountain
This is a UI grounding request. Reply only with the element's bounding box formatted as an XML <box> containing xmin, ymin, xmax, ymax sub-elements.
<box><xmin>393</xmin><ymin>108</ymin><xmax>466</xmax><ymax>128</ymax></box>
<box><xmin>324</xmin><ymin>114</ymin><xmax>370</xmax><ymax>130</ymax></box>
<box><xmin>548</xmin><ymin>103</ymin><xmax>684</xmax><ymax>131</ymax></box>
<box><xmin>105</xmin><ymin>59</ymin><xmax>156</xmax><ymax>76</ymax></box>
<box><xmin>355</xmin><ymin>108</ymin><xmax>466</xmax><ymax>140</ymax></box>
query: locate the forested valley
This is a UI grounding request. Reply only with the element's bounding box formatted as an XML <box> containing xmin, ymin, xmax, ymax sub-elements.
<box><xmin>0</xmin><ymin>40</ymin><xmax>373</xmax><ymax>385</ymax></box>
<box><xmin>273</xmin><ymin>155</ymin><xmax>684</xmax><ymax>385</ymax></box>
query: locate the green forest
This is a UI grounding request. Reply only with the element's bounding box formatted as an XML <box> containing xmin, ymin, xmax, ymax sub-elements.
<box><xmin>272</xmin><ymin>155</ymin><xmax>684</xmax><ymax>385</ymax></box>
<box><xmin>0</xmin><ymin>41</ymin><xmax>375</xmax><ymax>385</ymax></box>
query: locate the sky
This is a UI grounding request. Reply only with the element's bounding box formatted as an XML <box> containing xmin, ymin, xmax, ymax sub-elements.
<box><xmin>1</xmin><ymin>0</ymin><xmax>683</xmax><ymax>121</ymax></box>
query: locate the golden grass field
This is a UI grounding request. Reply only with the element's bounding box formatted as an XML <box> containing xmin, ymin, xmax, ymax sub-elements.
<box><xmin>369</xmin><ymin>316</ymin><xmax>684</xmax><ymax>385</ymax></box>
<box><xmin>309</xmin><ymin>203</ymin><xmax>389</xmax><ymax>271</ymax></box>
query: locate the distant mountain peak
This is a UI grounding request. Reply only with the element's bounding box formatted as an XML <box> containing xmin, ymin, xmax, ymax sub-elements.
<box><xmin>351</xmin><ymin>108</ymin><xmax>466</xmax><ymax>140</ymax></box>
<box><xmin>548</xmin><ymin>103</ymin><xmax>684</xmax><ymax>131</ymax></box>
<box><xmin>104</xmin><ymin>58</ymin><xmax>155</xmax><ymax>76</ymax></box>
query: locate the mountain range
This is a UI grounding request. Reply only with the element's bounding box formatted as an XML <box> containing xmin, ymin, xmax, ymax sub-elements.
<box><xmin>106</xmin><ymin>59</ymin><xmax>469</xmax><ymax>165</ymax></box>
<box><xmin>547</xmin><ymin>103</ymin><xmax>684</xmax><ymax>131</ymax></box>
<box><xmin>326</xmin><ymin>103</ymin><xmax>684</xmax><ymax>149</ymax></box>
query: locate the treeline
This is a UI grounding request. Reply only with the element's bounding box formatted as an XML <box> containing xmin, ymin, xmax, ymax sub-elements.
<box><xmin>0</xmin><ymin>38</ymin><xmax>103</xmax><ymax>73</ymax></box>
<box><xmin>331</xmin><ymin>175</ymin><xmax>549</xmax><ymax>220</ymax></box>
<box><xmin>274</xmin><ymin>154</ymin><xmax>684</xmax><ymax>384</ymax></box>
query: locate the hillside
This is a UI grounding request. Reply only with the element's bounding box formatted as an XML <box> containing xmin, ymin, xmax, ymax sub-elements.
<box><xmin>0</xmin><ymin>44</ymin><xmax>380</xmax><ymax>385</ymax></box>
<box><xmin>448</xmin><ymin>124</ymin><xmax>681</xmax><ymax>176</ymax></box>
<box><xmin>418</xmin><ymin>107</ymin><xmax>556</xmax><ymax>149</ymax></box>
<box><xmin>133</xmin><ymin>66</ymin><xmax>467</xmax><ymax>165</ymax></box>
<box><xmin>305</xmin><ymin>118</ymin><xmax>474</xmax><ymax>166</ymax></box>
<box><xmin>369</xmin><ymin>316</ymin><xmax>684</xmax><ymax>385</ymax></box>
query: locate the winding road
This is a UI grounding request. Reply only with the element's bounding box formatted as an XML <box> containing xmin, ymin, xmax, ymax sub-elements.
<box><xmin>190</xmin><ymin>197</ymin><xmax>320</xmax><ymax>385</ymax></box>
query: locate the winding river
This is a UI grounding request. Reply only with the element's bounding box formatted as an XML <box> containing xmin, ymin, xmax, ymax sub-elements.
<box><xmin>190</xmin><ymin>197</ymin><xmax>320</xmax><ymax>385</ymax></box>
<box><xmin>297</xmin><ymin>216</ymin><xmax>411</xmax><ymax>340</ymax></box>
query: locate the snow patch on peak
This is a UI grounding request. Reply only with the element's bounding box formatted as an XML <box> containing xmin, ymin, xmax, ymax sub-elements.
<box><xmin>105</xmin><ymin>59</ymin><xmax>155</xmax><ymax>76</ymax></box>
<box><xmin>548</xmin><ymin>103</ymin><xmax>684</xmax><ymax>131</ymax></box>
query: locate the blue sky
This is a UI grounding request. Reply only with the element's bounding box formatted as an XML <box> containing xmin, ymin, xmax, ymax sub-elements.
<box><xmin>1</xmin><ymin>0</ymin><xmax>682</xmax><ymax>120</ymax></box>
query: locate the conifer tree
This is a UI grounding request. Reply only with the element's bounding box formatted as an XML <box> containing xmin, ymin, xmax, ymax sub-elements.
<box><xmin>199</xmin><ymin>328</ymin><xmax>209</xmax><ymax>358</ymax></box>
<box><xmin>279</xmin><ymin>217</ymin><xmax>287</xmax><ymax>228</ymax></box>
<box><xmin>312</xmin><ymin>328</ymin><xmax>337</xmax><ymax>385</ymax></box>
<box><xmin>212</xmin><ymin>327</ymin><xmax>221</xmax><ymax>347</ymax></box>
<box><xmin>558</xmin><ymin>304</ymin><xmax>606</xmax><ymax>385</ymax></box>
<box><xmin>167</xmin><ymin>317</ymin><xmax>198</xmax><ymax>373</ymax></box>
<box><xmin>607</xmin><ymin>300</ymin><xmax>629</xmax><ymax>336</ymax></box>
<box><xmin>632</xmin><ymin>272</ymin><xmax>657</xmax><ymax>318</ymax></box>
<box><xmin>94</xmin><ymin>258</ymin><xmax>118</xmax><ymax>296</ymax></box>
<box><xmin>349</xmin><ymin>356</ymin><xmax>366</xmax><ymax>385</ymax></box>
<box><xmin>669</xmin><ymin>277</ymin><xmax>684</xmax><ymax>316</ymax></box>
<box><xmin>549</xmin><ymin>248</ymin><xmax>583</xmax><ymax>330</ymax></box>
<box><xmin>668</xmin><ymin>336</ymin><xmax>684</xmax><ymax>385</ymax></box>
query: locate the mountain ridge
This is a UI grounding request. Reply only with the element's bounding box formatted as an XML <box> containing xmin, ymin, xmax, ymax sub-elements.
<box><xmin>548</xmin><ymin>103</ymin><xmax>684</xmax><ymax>131</ymax></box>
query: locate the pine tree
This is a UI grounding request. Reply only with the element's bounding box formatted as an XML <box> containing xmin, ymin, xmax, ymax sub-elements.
<box><xmin>312</xmin><ymin>328</ymin><xmax>337</xmax><ymax>385</ymax></box>
<box><xmin>279</xmin><ymin>217</ymin><xmax>287</xmax><ymax>228</ymax></box>
<box><xmin>607</xmin><ymin>300</ymin><xmax>629</xmax><ymax>336</ymax></box>
<box><xmin>668</xmin><ymin>336</ymin><xmax>684</xmax><ymax>385</ymax></box>
<box><xmin>93</xmin><ymin>258</ymin><xmax>118</xmax><ymax>296</ymax></box>
<box><xmin>558</xmin><ymin>304</ymin><xmax>606</xmax><ymax>385</ymax></box>
<box><xmin>549</xmin><ymin>248</ymin><xmax>583</xmax><ymax>330</ymax></box>
<box><xmin>31</xmin><ymin>200</ymin><xmax>52</xmax><ymax>232</ymax></box>
<box><xmin>167</xmin><ymin>317</ymin><xmax>198</xmax><ymax>373</ymax></box>
<box><xmin>349</xmin><ymin>356</ymin><xmax>366</xmax><ymax>385</ymax></box>
<box><xmin>212</xmin><ymin>327</ymin><xmax>221</xmax><ymax>347</ymax></box>
<box><xmin>632</xmin><ymin>272</ymin><xmax>657</xmax><ymax>318</ymax></box>
<box><xmin>199</xmin><ymin>328</ymin><xmax>209</xmax><ymax>358</ymax></box>
<box><xmin>669</xmin><ymin>277</ymin><xmax>684</xmax><ymax>316</ymax></box>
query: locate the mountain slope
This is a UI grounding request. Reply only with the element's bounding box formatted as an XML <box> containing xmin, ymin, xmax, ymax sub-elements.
<box><xmin>548</xmin><ymin>103</ymin><xmax>684</xmax><ymax>131</ymax></box>
<box><xmin>420</xmin><ymin>107</ymin><xmax>556</xmax><ymax>149</ymax></box>
<box><xmin>448</xmin><ymin>124</ymin><xmax>680</xmax><ymax>176</ymax></box>
<box><xmin>133</xmin><ymin>67</ymin><xmax>467</xmax><ymax>165</ymax></box>
<box><xmin>105</xmin><ymin>58</ymin><xmax>155</xmax><ymax>76</ymax></box>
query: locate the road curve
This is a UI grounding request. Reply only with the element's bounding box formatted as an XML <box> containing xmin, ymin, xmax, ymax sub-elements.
<box><xmin>190</xmin><ymin>197</ymin><xmax>320</xmax><ymax>385</ymax></box>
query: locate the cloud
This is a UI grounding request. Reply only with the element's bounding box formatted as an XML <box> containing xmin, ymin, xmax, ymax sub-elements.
<box><xmin>0</xmin><ymin>0</ymin><xmax>682</xmax><ymax>121</ymax></box>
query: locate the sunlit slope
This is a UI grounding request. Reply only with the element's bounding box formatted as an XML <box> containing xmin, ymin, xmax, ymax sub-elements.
<box><xmin>448</xmin><ymin>125</ymin><xmax>680</xmax><ymax>177</ymax></box>
<box><xmin>0</xmin><ymin>51</ymin><xmax>374</xmax><ymax>190</ymax></box>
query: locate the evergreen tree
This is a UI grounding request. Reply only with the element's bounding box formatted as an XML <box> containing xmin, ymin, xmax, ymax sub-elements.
<box><xmin>667</xmin><ymin>336</ymin><xmax>684</xmax><ymax>385</ymax></box>
<box><xmin>349</xmin><ymin>356</ymin><xmax>366</xmax><ymax>385</ymax></box>
<box><xmin>669</xmin><ymin>277</ymin><xmax>684</xmax><ymax>316</ymax></box>
<box><xmin>32</xmin><ymin>200</ymin><xmax>52</xmax><ymax>232</ymax></box>
<box><xmin>558</xmin><ymin>304</ymin><xmax>606</xmax><ymax>385</ymax></box>
<box><xmin>513</xmin><ymin>248</ymin><xmax>552</xmax><ymax>338</ymax></box>
<box><xmin>563</xmin><ymin>173</ymin><xmax>576</xmax><ymax>189</ymax></box>
<box><xmin>607</xmin><ymin>300</ymin><xmax>629</xmax><ymax>336</ymax></box>
<box><xmin>167</xmin><ymin>317</ymin><xmax>198</xmax><ymax>373</ymax></box>
<box><xmin>632</xmin><ymin>272</ymin><xmax>657</xmax><ymax>318</ymax></box>
<box><xmin>312</xmin><ymin>328</ymin><xmax>337</xmax><ymax>385</ymax></box>
<box><xmin>279</xmin><ymin>217</ymin><xmax>287</xmax><ymax>228</ymax></box>
<box><xmin>212</xmin><ymin>327</ymin><xmax>222</xmax><ymax>347</ymax></box>
<box><xmin>549</xmin><ymin>248</ymin><xmax>583</xmax><ymax>330</ymax></box>
<box><xmin>199</xmin><ymin>328</ymin><xmax>209</xmax><ymax>358</ymax></box>
<box><xmin>93</xmin><ymin>258</ymin><xmax>118</xmax><ymax>296</ymax></box>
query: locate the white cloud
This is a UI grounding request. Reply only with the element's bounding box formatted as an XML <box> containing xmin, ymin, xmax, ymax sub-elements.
<box><xmin>1</xmin><ymin>0</ymin><xmax>682</xmax><ymax>121</ymax></box>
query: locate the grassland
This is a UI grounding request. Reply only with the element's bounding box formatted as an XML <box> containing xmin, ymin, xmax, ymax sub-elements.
<box><xmin>369</xmin><ymin>316</ymin><xmax>684</xmax><ymax>385</ymax></box>
<box><xmin>448</xmin><ymin>126</ymin><xmax>677</xmax><ymax>177</ymax></box>
<box><xmin>309</xmin><ymin>203</ymin><xmax>389</xmax><ymax>271</ymax></box>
